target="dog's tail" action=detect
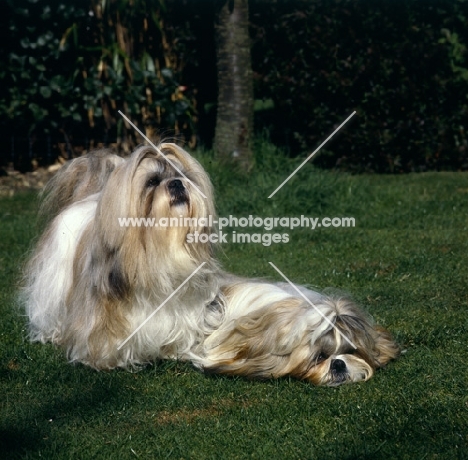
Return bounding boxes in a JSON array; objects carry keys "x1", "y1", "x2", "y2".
[{"x1": 40, "y1": 149, "x2": 125, "y2": 220}]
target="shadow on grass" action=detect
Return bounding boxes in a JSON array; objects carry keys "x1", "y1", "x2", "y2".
[{"x1": 0, "y1": 370, "x2": 125, "y2": 458}]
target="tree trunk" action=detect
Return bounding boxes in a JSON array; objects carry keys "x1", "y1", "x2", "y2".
[{"x1": 214, "y1": 0, "x2": 254, "y2": 169}]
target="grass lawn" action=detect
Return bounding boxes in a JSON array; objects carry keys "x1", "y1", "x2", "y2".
[{"x1": 1, "y1": 145, "x2": 467, "y2": 459}]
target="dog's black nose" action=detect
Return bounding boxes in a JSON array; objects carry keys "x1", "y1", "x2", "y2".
[
  {"x1": 331, "y1": 359, "x2": 346, "y2": 372},
  {"x1": 168, "y1": 179, "x2": 184, "y2": 191},
  {"x1": 168, "y1": 179, "x2": 188, "y2": 205}
]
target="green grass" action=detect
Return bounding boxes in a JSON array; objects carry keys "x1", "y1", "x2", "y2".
[{"x1": 1, "y1": 146, "x2": 467, "y2": 459}]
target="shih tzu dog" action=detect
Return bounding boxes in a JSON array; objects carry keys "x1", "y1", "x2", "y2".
[{"x1": 23, "y1": 143, "x2": 399, "y2": 386}]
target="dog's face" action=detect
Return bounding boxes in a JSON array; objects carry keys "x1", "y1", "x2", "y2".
[
  {"x1": 94, "y1": 145, "x2": 216, "y2": 271},
  {"x1": 304, "y1": 303, "x2": 400, "y2": 386},
  {"x1": 130, "y1": 147, "x2": 207, "y2": 213},
  {"x1": 109, "y1": 143, "x2": 214, "y2": 221}
]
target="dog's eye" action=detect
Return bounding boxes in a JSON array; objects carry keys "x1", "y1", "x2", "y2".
[
  {"x1": 345, "y1": 348, "x2": 357, "y2": 355},
  {"x1": 146, "y1": 175, "x2": 161, "y2": 188},
  {"x1": 316, "y1": 352, "x2": 328, "y2": 363}
]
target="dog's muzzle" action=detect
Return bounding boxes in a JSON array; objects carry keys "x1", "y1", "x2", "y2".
[{"x1": 168, "y1": 179, "x2": 189, "y2": 205}]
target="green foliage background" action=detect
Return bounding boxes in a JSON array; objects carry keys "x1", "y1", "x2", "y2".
[
  {"x1": 1, "y1": 0, "x2": 468, "y2": 172},
  {"x1": 0, "y1": 0, "x2": 193, "y2": 169},
  {"x1": 250, "y1": 0, "x2": 468, "y2": 172}
]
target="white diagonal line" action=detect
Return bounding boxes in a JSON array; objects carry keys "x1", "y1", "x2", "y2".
[
  {"x1": 268, "y1": 111, "x2": 356, "y2": 198},
  {"x1": 268, "y1": 262, "x2": 357, "y2": 349},
  {"x1": 118, "y1": 110, "x2": 207, "y2": 199},
  {"x1": 117, "y1": 262, "x2": 206, "y2": 350}
]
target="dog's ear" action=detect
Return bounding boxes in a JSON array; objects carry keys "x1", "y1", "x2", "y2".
[
  {"x1": 41, "y1": 151, "x2": 124, "y2": 219},
  {"x1": 373, "y1": 326, "x2": 400, "y2": 367},
  {"x1": 95, "y1": 162, "x2": 133, "y2": 250}
]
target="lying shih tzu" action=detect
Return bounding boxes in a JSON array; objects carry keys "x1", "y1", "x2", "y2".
[{"x1": 23, "y1": 143, "x2": 399, "y2": 386}]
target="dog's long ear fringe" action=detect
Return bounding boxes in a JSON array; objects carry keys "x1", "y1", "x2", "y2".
[
  {"x1": 373, "y1": 326, "x2": 401, "y2": 366},
  {"x1": 40, "y1": 149, "x2": 124, "y2": 221}
]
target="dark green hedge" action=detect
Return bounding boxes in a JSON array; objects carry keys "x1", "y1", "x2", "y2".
[
  {"x1": 1, "y1": 0, "x2": 468, "y2": 172},
  {"x1": 250, "y1": 0, "x2": 468, "y2": 172},
  {"x1": 0, "y1": 0, "x2": 193, "y2": 171}
]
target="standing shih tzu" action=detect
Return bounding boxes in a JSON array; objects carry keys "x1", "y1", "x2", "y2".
[{"x1": 23, "y1": 143, "x2": 399, "y2": 386}]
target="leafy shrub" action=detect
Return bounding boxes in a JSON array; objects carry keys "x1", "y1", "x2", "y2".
[
  {"x1": 250, "y1": 0, "x2": 468, "y2": 172},
  {"x1": 0, "y1": 0, "x2": 194, "y2": 170},
  {"x1": 2, "y1": 0, "x2": 468, "y2": 173}
]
